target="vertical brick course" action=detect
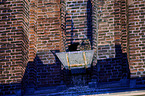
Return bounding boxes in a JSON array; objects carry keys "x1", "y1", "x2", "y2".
[
  {"x1": 121, "y1": 0, "x2": 128, "y2": 53},
  {"x1": 60, "y1": 0, "x2": 67, "y2": 52},
  {"x1": 91, "y1": 0, "x2": 98, "y2": 64},
  {"x1": 29, "y1": 0, "x2": 37, "y2": 61}
]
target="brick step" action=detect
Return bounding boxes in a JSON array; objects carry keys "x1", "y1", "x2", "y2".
[
  {"x1": 89, "y1": 79, "x2": 130, "y2": 88},
  {"x1": 24, "y1": 85, "x2": 130, "y2": 96},
  {"x1": 24, "y1": 80, "x2": 145, "y2": 96},
  {"x1": 24, "y1": 85, "x2": 67, "y2": 96}
]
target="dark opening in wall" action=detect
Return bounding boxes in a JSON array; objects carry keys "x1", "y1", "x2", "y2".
[{"x1": 68, "y1": 43, "x2": 79, "y2": 51}]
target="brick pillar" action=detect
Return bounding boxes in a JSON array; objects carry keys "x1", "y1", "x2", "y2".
[
  {"x1": 96, "y1": 0, "x2": 116, "y2": 60},
  {"x1": 91, "y1": 0, "x2": 129, "y2": 82},
  {"x1": 36, "y1": 0, "x2": 62, "y2": 87},
  {"x1": 23, "y1": 0, "x2": 38, "y2": 89},
  {"x1": 37, "y1": 0, "x2": 61, "y2": 64},
  {"x1": 128, "y1": 0, "x2": 145, "y2": 78},
  {"x1": 0, "y1": 0, "x2": 29, "y2": 95}
]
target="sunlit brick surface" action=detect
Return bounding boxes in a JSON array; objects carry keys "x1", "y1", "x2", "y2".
[
  {"x1": 0, "y1": 0, "x2": 29, "y2": 95},
  {"x1": 36, "y1": 0, "x2": 61, "y2": 64},
  {"x1": 29, "y1": 0, "x2": 37, "y2": 61}
]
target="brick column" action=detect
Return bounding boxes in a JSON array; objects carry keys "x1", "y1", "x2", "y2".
[
  {"x1": 36, "y1": 0, "x2": 62, "y2": 87},
  {"x1": 91, "y1": 0, "x2": 129, "y2": 82},
  {"x1": 0, "y1": 0, "x2": 29, "y2": 95},
  {"x1": 23, "y1": 0, "x2": 38, "y2": 89},
  {"x1": 96, "y1": 0, "x2": 116, "y2": 60},
  {"x1": 128, "y1": 0, "x2": 145, "y2": 78}
]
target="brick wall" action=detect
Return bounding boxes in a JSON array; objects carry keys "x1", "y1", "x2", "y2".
[
  {"x1": 0, "y1": 0, "x2": 145, "y2": 95},
  {"x1": 37, "y1": 0, "x2": 61, "y2": 64},
  {"x1": 36, "y1": 0, "x2": 62, "y2": 87},
  {"x1": 92, "y1": 45, "x2": 129, "y2": 82},
  {"x1": 128, "y1": 0, "x2": 145, "y2": 78},
  {"x1": 96, "y1": 0, "x2": 116, "y2": 60},
  {"x1": 36, "y1": 56, "x2": 61, "y2": 87},
  {"x1": 65, "y1": 0, "x2": 92, "y2": 50},
  {"x1": 91, "y1": 0, "x2": 130, "y2": 82},
  {"x1": 0, "y1": 0, "x2": 29, "y2": 95}
]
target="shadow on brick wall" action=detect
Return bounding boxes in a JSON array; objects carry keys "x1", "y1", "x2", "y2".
[
  {"x1": 0, "y1": 61, "x2": 36, "y2": 95},
  {"x1": 87, "y1": 0, "x2": 93, "y2": 46},
  {"x1": 1, "y1": 46, "x2": 145, "y2": 95},
  {"x1": 0, "y1": 83, "x2": 22, "y2": 95},
  {"x1": 92, "y1": 44, "x2": 130, "y2": 82},
  {"x1": 65, "y1": 0, "x2": 93, "y2": 51},
  {"x1": 21, "y1": 50, "x2": 62, "y2": 94}
]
